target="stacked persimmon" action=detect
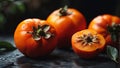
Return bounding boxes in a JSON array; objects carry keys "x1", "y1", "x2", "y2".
[{"x1": 14, "y1": 6, "x2": 120, "y2": 59}]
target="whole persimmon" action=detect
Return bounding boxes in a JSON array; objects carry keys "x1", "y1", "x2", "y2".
[
  {"x1": 14, "y1": 19, "x2": 58, "y2": 58},
  {"x1": 71, "y1": 29, "x2": 106, "y2": 59},
  {"x1": 47, "y1": 6, "x2": 86, "y2": 48},
  {"x1": 88, "y1": 14, "x2": 120, "y2": 48}
]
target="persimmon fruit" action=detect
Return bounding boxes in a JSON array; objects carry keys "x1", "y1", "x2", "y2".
[
  {"x1": 14, "y1": 19, "x2": 58, "y2": 58},
  {"x1": 88, "y1": 14, "x2": 120, "y2": 48},
  {"x1": 47, "y1": 6, "x2": 86, "y2": 48},
  {"x1": 71, "y1": 29, "x2": 106, "y2": 59}
]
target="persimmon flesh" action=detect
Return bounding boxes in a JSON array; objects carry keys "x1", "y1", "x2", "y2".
[{"x1": 71, "y1": 29, "x2": 106, "y2": 59}]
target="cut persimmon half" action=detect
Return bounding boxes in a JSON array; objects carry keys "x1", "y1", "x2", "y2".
[{"x1": 71, "y1": 29, "x2": 106, "y2": 59}]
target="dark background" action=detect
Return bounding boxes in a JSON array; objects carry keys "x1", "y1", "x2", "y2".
[
  {"x1": 0, "y1": 0, "x2": 119, "y2": 68},
  {"x1": 0, "y1": 0, "x2": 120, "y2": 35}
]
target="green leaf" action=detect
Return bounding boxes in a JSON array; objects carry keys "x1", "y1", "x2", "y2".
[
  {"x1": 0, "y1": 13, "x2": 5, "y2": 23},
  {"x1": 106, "y1": 45, "x2": 118, "y2": 63},
  {"x1": 0, "y1": 13, "x2": 6, "y2": 30},
  {"x1": 14, "y1": 1, "x2": 25, "y2": 12},
  {"x1": 0, "y1": 41, "x2": 16, "y2": 52},
  {"x1": 8, "y1": 4, "x2": 17, "y2": 14}
]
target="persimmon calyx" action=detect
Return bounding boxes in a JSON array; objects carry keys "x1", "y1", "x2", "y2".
[
  {"x1": 107, "y1": 23, "x2": 120, "y2": 42},
  {"x1": 59, "y1": 5, "x2": 71, "y2": 16},
  {"x1": 28, "y1": 25, "x2": 53, "y2": 40},
  {"x1": 76, "y1": 33, "x2": 100, "y2": 46}
]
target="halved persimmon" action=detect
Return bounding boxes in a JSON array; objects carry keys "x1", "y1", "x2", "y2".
[{"x1": 71, "y1": 29, "x2": 106, "y2": 59}]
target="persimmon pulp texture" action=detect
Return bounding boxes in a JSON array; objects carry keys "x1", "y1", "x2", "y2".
[{"x1": 71, "y1": 29, "x2": 106, "y2": 59}]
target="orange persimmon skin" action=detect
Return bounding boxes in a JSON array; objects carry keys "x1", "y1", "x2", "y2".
[
  {"x1": 71, "y1": 29, "x2": 106, "y2": 59},
  {"x1": 47, "y1": 8, "x2": 86, "y2": 48},
  {"x1": 14, "y1": 19, "x2": 58, "y2": 58},
  {"x1": 88, "y1": 14, "x2": 120, "y2": 48}
]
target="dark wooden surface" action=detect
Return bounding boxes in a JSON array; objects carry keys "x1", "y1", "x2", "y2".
[{"x1": 0, "y1": 36, "x2": 118, "y2": 68}]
